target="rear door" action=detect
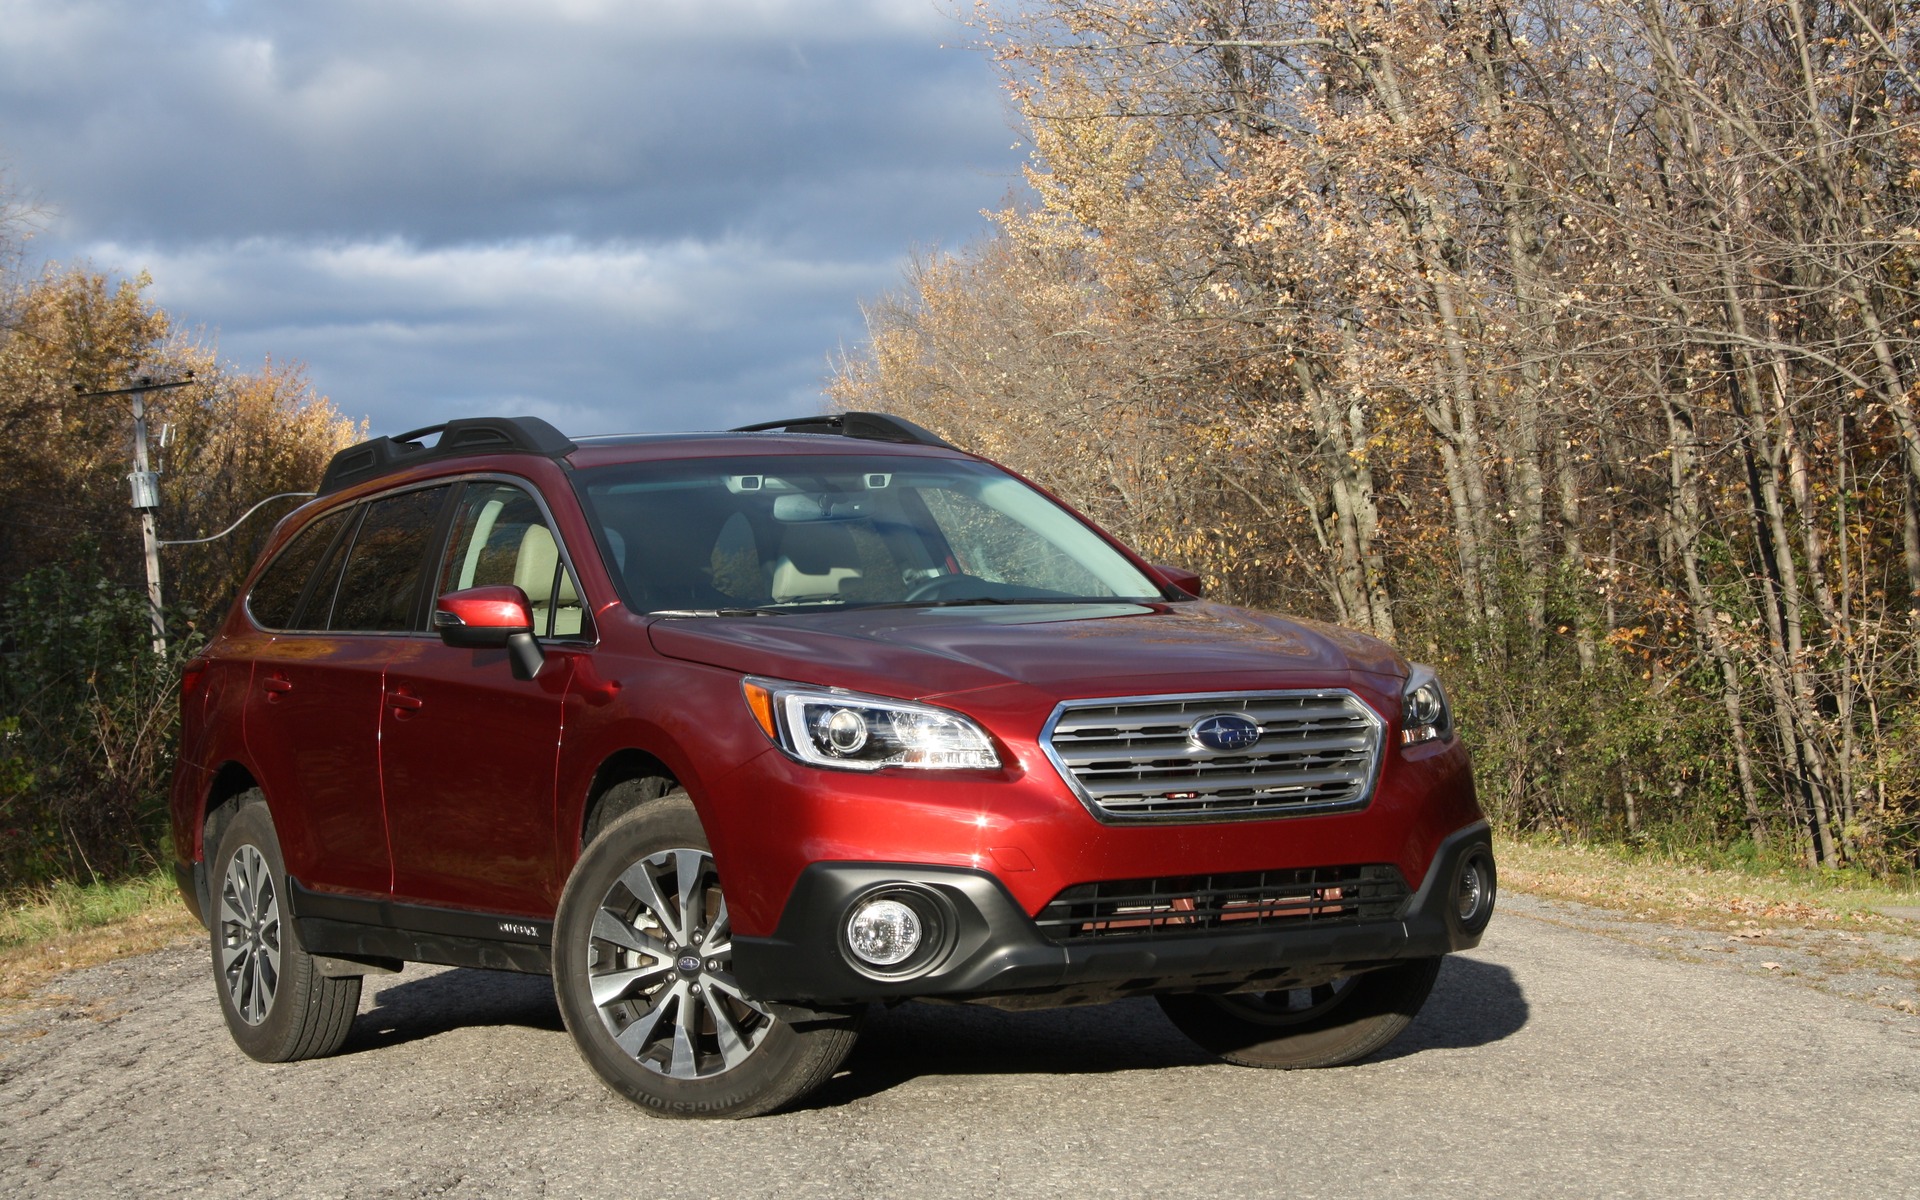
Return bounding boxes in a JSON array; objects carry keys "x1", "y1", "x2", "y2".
[{"x1": 242, "y1": 485, "x2": 451, "y2": 895}]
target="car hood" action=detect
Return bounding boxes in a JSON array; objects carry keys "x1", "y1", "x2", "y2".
[{"x1": 645, "y1": 600, "x2": 1406, "y2": 702}]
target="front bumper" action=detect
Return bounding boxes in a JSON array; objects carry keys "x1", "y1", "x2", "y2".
[{"x1": 733, "y1": 820, "x2": 1494, "y2": 1008}]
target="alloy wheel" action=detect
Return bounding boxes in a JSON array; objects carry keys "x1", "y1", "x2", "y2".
[
  {"x1": 218, "y1": 844, "x2": 282, "y2": 1025},
  {"x1": 585, "y1": 847, "x2": 773, "y2": 1080}
]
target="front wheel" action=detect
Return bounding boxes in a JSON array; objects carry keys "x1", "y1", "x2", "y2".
[
  {"x1": 1157, "y1": 957, "x2": 1442, "y2": 1069},
  {"x1": 552, "y1": 791, "x2": 858, "y2": 1118}
]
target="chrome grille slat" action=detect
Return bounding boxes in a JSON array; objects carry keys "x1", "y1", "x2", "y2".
[
  {"x1": 1051, "y1": 701, "x2": 1365, "y2": 736},
  {"x1": 1057, "y1": 731, "x2": 1371, "y2": 769},
  {"x1": 1042, "y1": 689, "x2": 1384, "y2": 822},
  {"x1": 1079, "y1": 764, "x2": 1367, "y2": 798}
]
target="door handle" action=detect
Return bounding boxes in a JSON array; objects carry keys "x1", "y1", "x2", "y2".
[
  {"x1": 262, "y1": 676, "x2": 293, "y2": 698},
  {"x1": 387, "y1": 691, "x2": 424, "y2": 713}
]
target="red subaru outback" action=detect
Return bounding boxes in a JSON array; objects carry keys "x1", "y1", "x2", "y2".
[{"x1": 170, "y1": 412, "x2": 1494, "y2": 1117}]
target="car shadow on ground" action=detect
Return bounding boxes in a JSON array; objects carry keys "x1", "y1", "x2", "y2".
[
  {"x1": 342, "y1": 967, "x2": 564, "y2": 1054},
  {"x1": 1368, "y1": 955, "x2": 1530, "y2": 1061},
  {"x1": 330, "y1": 955, "x2": 1529, "y2": 1097},
  {"x1": 800, "y1": 954, "x2": 1529, "y2": 1108}
]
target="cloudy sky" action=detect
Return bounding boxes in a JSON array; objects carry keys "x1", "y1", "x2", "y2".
[{"x1": 0, "y1": 0, "x2": 1025, "y2": 436}]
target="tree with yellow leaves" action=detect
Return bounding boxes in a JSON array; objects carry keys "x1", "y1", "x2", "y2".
[
  {"x1": 0, "y1": 259, "x2": 359, "y2": 885},
  {"x1": 836, "y1": 0, "x2": 1920, "y2": 871}
]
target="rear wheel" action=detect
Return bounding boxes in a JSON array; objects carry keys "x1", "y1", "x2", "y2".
[
  {"x1": 1157, "y1": 957, "x2": 1442, "y2": 1069},
  {"x1": 209, "y1": 797, "x2": 361, "y2": 1061},
  {"x1": 552, "y1": 791, "x2": 858, "y2": 1118}
]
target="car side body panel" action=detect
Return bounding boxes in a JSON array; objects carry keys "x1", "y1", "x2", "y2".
[
  {"x1": 241, "y1": 633, "x2": 395, "y2": 896},
  {"x1": 381, "y1": 637, "x2": 575, "y2": 914}
]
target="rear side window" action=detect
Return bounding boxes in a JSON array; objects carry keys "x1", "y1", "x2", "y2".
[
  {"x1": 299, "y1": 510, "x2": 360, "y2": 631},
  {"x1": 246, "y1": 508, "x2": 350, "y2": 630},
  {"x1": 330, "y1": 487, "x2": 451, "y2": 632}
]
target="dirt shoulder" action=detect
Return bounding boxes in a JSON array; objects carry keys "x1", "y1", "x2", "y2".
[
  {"x1": 1500, "y1": 840, "x2": 1920, "y2": 1014},
  {"x1": 0, "y1": 896, "x2": 201, "y2": 1009}
]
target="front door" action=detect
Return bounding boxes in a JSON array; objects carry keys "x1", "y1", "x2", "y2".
[{"x1": 381, "y1": 480, "x2": 586, "y2": 915}]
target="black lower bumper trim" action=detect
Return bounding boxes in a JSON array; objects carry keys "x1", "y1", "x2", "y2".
[{"x1": 732, "y1": 821, "x2": 1494, "y2": 1007}]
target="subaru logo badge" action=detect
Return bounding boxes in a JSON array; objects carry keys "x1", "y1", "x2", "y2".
[{"x1": 1189, "y1": 713, "x2": 1262, "y2": 752}]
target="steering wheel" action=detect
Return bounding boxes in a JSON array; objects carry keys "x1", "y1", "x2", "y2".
[{"x1": 903, "y1": 573, "x2": 986, "y2": 602}]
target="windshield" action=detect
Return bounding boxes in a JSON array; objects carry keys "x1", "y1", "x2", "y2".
[{"x1": 573, "y1": 454, "x2": 1166, "y2": 613}]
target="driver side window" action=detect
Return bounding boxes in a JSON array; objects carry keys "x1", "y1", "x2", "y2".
[{"x1": 438, "y1": 482, "x2": 590, "y2": 640}]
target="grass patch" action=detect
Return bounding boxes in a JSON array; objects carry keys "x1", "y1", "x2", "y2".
[
  {"x1": 0, "y1": 870, "x2": 183, "y2": 951},
  {"x1": 1499, "y1": 835, "x2": 1920, "y2": 931},
  {"x1": 0, "y1": 869, "x2": 201, "y2": 1004}
]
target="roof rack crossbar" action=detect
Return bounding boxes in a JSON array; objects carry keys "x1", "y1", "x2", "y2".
[
  {"x1": 318, "y1": 416, "x2": 577, "y2": 495},
  {"x1": 731, "y1": 411, "x2": 958, "y2": 451}
]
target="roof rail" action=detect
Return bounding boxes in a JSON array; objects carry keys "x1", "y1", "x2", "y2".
[
  {"x1": 318, "y1": 416, "x2": 577, "y2": 495},
  {"x1": 731, "y1": 411, "x2": 959, "y2": 451}
]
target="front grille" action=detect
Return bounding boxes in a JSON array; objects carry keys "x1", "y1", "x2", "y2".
[
  {"x1": 1036, "y1": 865, "x2": 1409, "y2": 943},
  {"x1": 1042, "y1": 690, "x2": 1383, "y2": 821}
]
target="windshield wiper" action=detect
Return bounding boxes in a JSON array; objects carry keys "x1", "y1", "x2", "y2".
[
  {"x1": 849, "y1": 596, "x2": 1026, "y2": 610},
  {"x1": 647, "y1": 606, "x2": 789, "y2": 618}
]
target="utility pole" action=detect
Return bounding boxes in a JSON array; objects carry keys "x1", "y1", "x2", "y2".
[
  {"x1": 76, "y1": 374, "x2": 195, "y2": 655},
  {"x1": 130, "y1": 385, "x2": 166, "y2": 653}
]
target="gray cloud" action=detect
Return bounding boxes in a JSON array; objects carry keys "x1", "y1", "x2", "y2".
[
  {"x1": 100, "y1": 231, "x2": 907, "y2": 434},
  {"x1": 1, "y1": 0, "x2": 1024, "y2": 434}
]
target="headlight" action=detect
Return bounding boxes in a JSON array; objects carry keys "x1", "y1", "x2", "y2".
[
  {"x1": 742, "y1": 677, "x2": 1000, "y2": 771},
  {"x1": 1401, "y1": 665, "x2": 1454, "y2": 745}
]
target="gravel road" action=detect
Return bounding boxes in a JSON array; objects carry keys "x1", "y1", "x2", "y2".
[{"x1": 3, "y1": 892, "x2": 1916, "y2": 1199}]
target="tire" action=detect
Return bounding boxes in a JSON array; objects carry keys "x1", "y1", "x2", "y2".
[
  {"x1": 209, "y1": 797, "x2": 361, "y2": 1062},
  {"x1": 552, "y1": 791, "x2": 859, "y2": 1118},
  {"x1": 1157, "y1": 957, "x2": 1442, "y2": 1069},
  {"x1": 583, "y1": 776, "x2": 667, "y2": 845}
]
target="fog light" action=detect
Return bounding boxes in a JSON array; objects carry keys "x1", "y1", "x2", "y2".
[
  {"x1": 1454, "y1": 850, "x2": 1496, "y2": 932},
  {"x1": 846, "y1": 898, "x2": 922, "y2": 967}
]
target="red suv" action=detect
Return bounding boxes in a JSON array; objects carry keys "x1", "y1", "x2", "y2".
[{"x1": 170, "y1": 412, "x2": 1494, "y2": 1117}]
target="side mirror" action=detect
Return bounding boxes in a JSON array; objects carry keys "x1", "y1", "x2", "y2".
[
  {"x1": 434, "y1": 585, "x2": 545, "y2": 679},
  {"x1": 1153, "y1": 564, "x2": 1204, "y2": 599}
]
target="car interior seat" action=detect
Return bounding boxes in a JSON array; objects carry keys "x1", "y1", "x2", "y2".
[
  {"x1": 768, "y1": 521, "x2": 862, "y2": 602},
  {"x1": 514, "y1": 524, "x2": 583, "y2": 636}
]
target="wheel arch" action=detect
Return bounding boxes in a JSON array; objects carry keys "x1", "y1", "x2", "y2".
[
  {"x1": 577, "y1": 749, "x2": 682, "y2": 850},
  {"x1": 201, "y1": 761, "x2": 265, "y2": 862},
  {"x1": 174, "y1": 760, "x2": 265, "y2": 931}
]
